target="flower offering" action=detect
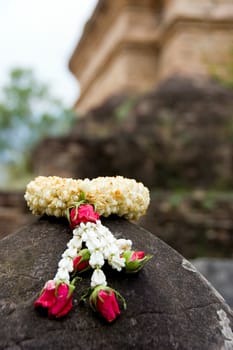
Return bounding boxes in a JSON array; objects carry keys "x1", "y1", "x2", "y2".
[{"x1": 25, "y1": 176, "x2": 152, "y2": 323}]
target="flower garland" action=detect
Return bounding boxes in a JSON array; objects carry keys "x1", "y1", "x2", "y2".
[
  {"x1": 24, "y1": 175, "x2": 150, "y2": 220},
  {"x1": 25, "y1": 176, "x2": 152, "y2": 323}
]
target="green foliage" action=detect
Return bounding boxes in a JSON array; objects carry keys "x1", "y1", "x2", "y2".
[{"x1": 0, "y1": 68, "x2": 75, "y2": 188}]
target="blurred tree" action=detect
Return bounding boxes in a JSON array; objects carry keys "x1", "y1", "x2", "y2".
[{"x1": 0, "y1": 68, "x2": 75, "y2": 188}]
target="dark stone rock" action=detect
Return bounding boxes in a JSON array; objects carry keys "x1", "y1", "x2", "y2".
[
  {"x1": 1, "y1": 216, "x2": 233, "y2": 349},
  {"x1": 192, "y1": 258, "x2": 233, "y2": 308}
]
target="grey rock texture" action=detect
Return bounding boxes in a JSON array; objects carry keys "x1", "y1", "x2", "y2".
[
  {"x1": 193, "y1": 258, "x2": 233, "y2": 308},
  {"x1": 1, "y1": 216, "x2": 233, "y2": 350}
]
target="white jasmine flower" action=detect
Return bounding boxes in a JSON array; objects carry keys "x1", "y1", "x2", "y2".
[
  {"x1": 54, "y1": 268, "x2": 70, "y2": 283},
  {"x1": 58, "y1": 257, "x2": 73, "y2": 272},
  {"x1": 102, "y1": 244, "x2": 119, "y2": 259},
  {"x1": 85, "y1": 222, "x2": 92, "y2": 229},
  {"x1": 85, "y1": 236, "x2": 102, "y2": 252},
  {"x1": 116, "y1": 239, "x2": 132, "y2": 253},
  {"x1": 91, "y1": 269, "x2": 107, "y2": 288},
  {"x1": 67, "y1": 236, "x2": 82, "y2": 250},
  {"x1": 95, "y1": 220, "x2": 101, "y2": 226},
  {"x1": 73, "y1": 227, "x2": 83, "y2": 236},
  {"x1": 99, "y1": 227, "x2": 115, "y2": 243},
  {"x1": 79, "y1": 222, "x2": 86, "y2": 230},
  {"x1": 81, "y1": 231, "x2": 88, "y2": 241},
  {"x1": 62, "y1": 247, "x2": 77, "y2": 259},
  {"x1": 89, "y1": 251, "x2": 105, "y2": 268},
  {"x1": 109, "y1": 255, "x2": 125, "y2": 271}
]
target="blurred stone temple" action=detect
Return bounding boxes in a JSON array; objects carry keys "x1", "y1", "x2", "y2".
[{"x1": 69, "y1": 0, "x2": 233, "y2": 113}]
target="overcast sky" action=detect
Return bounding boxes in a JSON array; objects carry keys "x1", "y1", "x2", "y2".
[{"x1": 0, "y1": 0, "x2": 98, "y2": 106}]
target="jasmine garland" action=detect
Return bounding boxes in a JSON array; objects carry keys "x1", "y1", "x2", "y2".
[
  {"x1": 24, "y1": 175, "x2": 150, "y2": 220},
  {"x1": 25, "y1": 176, "x2": 152, "y2": 322}
]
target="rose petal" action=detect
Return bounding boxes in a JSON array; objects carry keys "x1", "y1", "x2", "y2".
[{"x1": 97, "y1": 290, "x2": 120, "y2": 322}]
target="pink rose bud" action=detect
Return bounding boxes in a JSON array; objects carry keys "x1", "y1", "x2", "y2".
[
  {"x1": 73, "y1": 248, "x2": 90, "y2": 273},
  {"x1": 89, "y1": 286, "x2": 121, "y2": 323},
  {"x1": 122, "y1": 250, "x2": 152, "y2": 273},
  {"x1": 34, "y1": 280, "x2": 75, "y2": 318},
  {"x1": 132, "y1": 251, "x2": 145, "y2": 260},
  {"x1": 34, "y1": 280, "x2": 57, "y2": 309},
  {"x1": 69, "y1": 204, "x2": 100, "y2": 229}
]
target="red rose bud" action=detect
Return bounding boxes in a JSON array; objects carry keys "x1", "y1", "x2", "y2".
[
  {"x1": 69, "y1": 204, "x2": 100, "y2": 229},
  {"x1": 73, "y1": 248, "x2": 90, "y2": 273},
  {"x1": 89, "y1": 286, "x2": 121, "y2": 323},
  {"x1": 34, "y1": 280, "x2": 57, "y2": 309},
  {"x1": 122, "y1": 250, "x2": 153, "y2": 273},
  {"x1": 34, "y1": 280, "x2": 75, "y2": 318},
  {"x1": 132, "y1": 251, "x2": 145, "y2": 260}
]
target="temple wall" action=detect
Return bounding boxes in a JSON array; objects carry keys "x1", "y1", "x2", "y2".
[
  {"x1": 77, "y1": 52, "x2": 128, "y2": 112},
  {"x1": 163, "y1": 0, "x2": 233, "y2": 24},
  {"x1": 69, "y1": 0, "x2": 233, "y2": 113},
  {"x1": 158, "y1": 24, "x2": 233, "y2": 81},
  {"x1": 77, "y1": 44, "x2": 158, "y2": 112}
]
